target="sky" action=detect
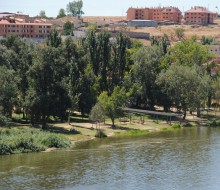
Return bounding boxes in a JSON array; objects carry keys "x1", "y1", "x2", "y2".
[{"x1": 0, "y1": 0, "x2": 219, "y2": 17}]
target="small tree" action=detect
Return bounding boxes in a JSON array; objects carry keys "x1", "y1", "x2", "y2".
[
  {"x1": 175, "y1": 28, "x2": 184, "y2": 41},
  {"x1": 47, "y1": 30, "x2": 62, "y2": 48},
  {"x1": 97, "y1": 87, "x2": 127, "y2": 127},
  {"x1": 66, "y1": 0, "x2": 84, "y2": 18},
  {"x1": 63, "y1": 21, "x2": 74, "y2": 35},
  {"x1": 89, "y1": 102, "x2": 105, "y2": 123},
  {"x1": 57, "y1": 8, "x2": 66, "y2": 19}
]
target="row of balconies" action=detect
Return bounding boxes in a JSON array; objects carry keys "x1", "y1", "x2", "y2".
[
  {"x1": 2, "y1": 25, "x2": 51, "y2": 29},
  {"x1": 3, "y1": 29, "x2": 50, "y2": 33}
]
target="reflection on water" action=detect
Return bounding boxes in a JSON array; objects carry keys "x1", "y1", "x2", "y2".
[{"x1": 1, "y1": 127, "x2": 220, "y2": 190}]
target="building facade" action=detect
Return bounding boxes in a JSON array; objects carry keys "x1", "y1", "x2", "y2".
[
  {"x1": 127, "y1": 7, "x2": 182, "y2": 23},
  {"x1": 0, "y1": 12, "x2": 52, "y2": 39},
  {"x1": 185, "y1": 6, "x2": 217, "y2": 25}
]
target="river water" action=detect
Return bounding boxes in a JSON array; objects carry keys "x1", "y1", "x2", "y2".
[{"x1": 1, "y1": 127, "x2": 220, "y2": 190}]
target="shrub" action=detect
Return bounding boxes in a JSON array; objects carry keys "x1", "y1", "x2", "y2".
[
  {"x1": 42, "y1": 134, "x2": 71, "y2": 148},
  {"x1": 95, "y1": 129, "x2": 107, "y2": 138},
  {"x1": 210, "y1": 119, "x2": 220, "y2": 127},
  {"x1": 0, "y1": 141, "x2": 12, "y2": 155},
  {"x1": 172, "y1": 123, "x2": 181, "y2": 129},
  {"x1": 0, "y1": 128, "x2": 71, "y2": 155},
  {"x1": 182, "y1": 123, "x2": 195, "y2": 127},
  {"x1": 0, "y1": 115, "x2": 10, "y2": 127}
]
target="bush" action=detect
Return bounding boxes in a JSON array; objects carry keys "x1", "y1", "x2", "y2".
[
  {"x1": 0, "y1": 142, "x2": 12, "y2": 155},
  {"x1": 172, "y1": 123, "x2": 181, "y2": 129},
  {"x1": 95, "y1": 129, "x2": 107, "y2": 138},
  {"x1": 42, "y1": 134, "x2": 71, "y2": 148},
  {"x1": 210, "y1": 119, "x2": 220, "y2": 127},
  {"x1": 0, "y1": 128, "x2": 71, "y2": 155},
  {"x1": 0, "y1": 115, "x2": 10, "y2": 127}
]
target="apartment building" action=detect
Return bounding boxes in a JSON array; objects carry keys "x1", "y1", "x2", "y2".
[
  {"x1": 0, "y1": 12, "x2": 52, "y2": 39},
  {"x1": 127, "y1": 7, "x2": 182, "y2": 23},
  {"x1": 185, "y1": 6, "x2": 217, "y2": 25}
]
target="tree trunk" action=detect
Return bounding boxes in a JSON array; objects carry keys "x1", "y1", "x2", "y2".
[
  {"x1": 111, "y1": 118, "x2": 115, "y2": 128},
  {"x1": 197, "y1": 107, "x2": 201, "y2": 118},
  {"x1": 42, "y1": 114, "x2": 47, "y2": 130},
  {"x1": 23, "y1": 109, "x2": 25, "y2": 119},
  {"x1": 183, "y1": 109, "x2": 186, "y2": 120}
]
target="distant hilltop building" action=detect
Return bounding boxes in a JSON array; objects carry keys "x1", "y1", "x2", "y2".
[
  {"x1": 127, "y1": 6, "x2": 218, "y2": 25},
  {"x1": 127, "y1": 7, "x2": 182, "y2": 23},
  {"x1": 0, "y1": 12, "x2": 52, "y2": 39},
  {"x1": 185, "y1": 6, "x2": 217, "y2": 25}
]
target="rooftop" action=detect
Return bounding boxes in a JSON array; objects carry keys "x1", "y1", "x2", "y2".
[{"x1": 186, "y1": 6, "x2": 216, "y2": 14}]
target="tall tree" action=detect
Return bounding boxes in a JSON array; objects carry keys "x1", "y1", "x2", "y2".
[
  {"x1": 110, "y1": 33, "x2": 129, "y2": 92},
  {"x1": 97, "y1": 30, "x2": 111, "y2": 92},
  {"x1": 27, "y1": 47, "x2": 71, "y2": 129},
  {"x1": 130, "y1": 45, "x2": 164, "y2": 109},
  {"x1": 57, "y1": 8, "x2": 66, "y2": 19},
  {"x1": 66, "y1": 0, "x2": 84, "y2": 18},
  {"x1": 0, "y1": 66, "x2": 17, "y2": 117}
]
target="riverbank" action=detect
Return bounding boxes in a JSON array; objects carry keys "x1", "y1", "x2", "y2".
[
  {"x1": 1, "y1": 110, "x2": 217, "y2": 155},
  {"x1": 0, "y1": 127, "x2": 71, "y2": 155}
]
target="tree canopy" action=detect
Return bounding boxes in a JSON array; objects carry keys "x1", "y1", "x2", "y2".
[
  {"x1": 57, "y1": 8, "x2": 66, "y2": 19},
  {"x1": 66, "y1": 0, "x2": 84, "y2": 18}
]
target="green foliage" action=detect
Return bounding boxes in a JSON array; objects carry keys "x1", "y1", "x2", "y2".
[
  {"x1": 47, "y1": 30, "x2": 62, "y2": 48},
  {"x1": 95, "y1": 129, "x2": 107, "y2": 138},
  {"x1": 151, "y1": 34, "x2": 170, "y2": 54},
  {"x1": 42, "y1": 134, "x2": 71, "y2": 148},
  {"x1": 63, "y1": 21, "x2": 74, "y2": 35},
  {"x1": 156, "y1": 65, "x2": 210, "y2": 119},
  {"x1": 39, "y1": 10, "x2": 47, "y2": 18},
  {"x1": 98, "y1": 86, "x2": 127, "y2": 127},
  {"x1": 66, "y1": 0, "x2": 84, "y2": 17},
  {"x1": 0, "y1": 66, "x2": 17, "y2": 117},
  {"x1": 209, "y1": 119, "x2": 220, "y2": 127},
  {"x1": 163, "y1": 40, "x2": 215, "y2": 67},
  {"x1": 57, "y1": 8, "x2": 66, "y2": 19},
  {"x1": 27, "y1": 46, "x2": 71, "y2": 128},
  {"x1": 212, "y1": 78, "x2": 220, "y2": 105},
  {"x1": 172, "y1": 123, "x2": 181, "y2": 129},
  {"x1": 201, "y1": 36, "x2": 218, "y2": 45},
  {"x1": 89, "y1": 102, "x2": 105, "y2": 122},
  {"x1": 125, "y1": 129, "x2": 149, "y2": 135},
  {"x1": 0, "y1": 115, "x2": 11, "y2": 127},
  {"x1": 130, "y1": 45, "x2": 166, "y2": 109},
  {"x1": 0, "y1": 128, "x2": 71, "y2": 155},
  {"x1": 175, "y1": 28, "x2": 185, "y2": 40}
]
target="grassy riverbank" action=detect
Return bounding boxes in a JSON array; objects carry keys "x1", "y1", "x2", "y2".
[
  {"x1": 1, "y1": 110, "x2": 216, "y2": 155},
  {"x1": 0, "y1": 127, "x2": 71, "y2": 155}
]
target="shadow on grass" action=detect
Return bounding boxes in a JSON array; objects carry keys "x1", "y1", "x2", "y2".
[
  {"x1": 46, "y1": 125, "x2": 81, "y2": 135},
  {"x1": 112, "y1": 125, "x2": 137, "y2": 131}
]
